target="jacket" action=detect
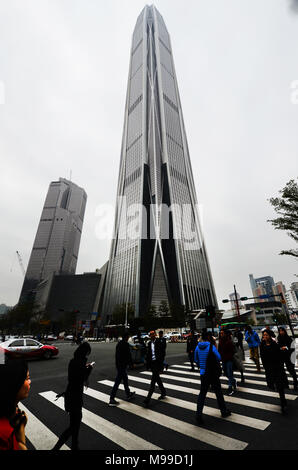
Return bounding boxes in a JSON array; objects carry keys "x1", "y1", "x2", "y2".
[
  {"x1": 245, "y1": 330, "x2": 261, "y2": 348},
  {"x1": 218, "y1": 338, "x2": 235, "y2": 362},
  {"x1": 146, "y1": 339, "x2": 165, "y2": 369},
  {"x1": 64, "y1": 356, "x2": 92, "y2": 412},
  {"x1": 260, "y1": 340, "x2": 289, "y2": 389},
  {"x1": 115, "y1": 339, "x2": 133, "y2": 369},
  {"x1": 194, "y1": 341, "x2": 221, "y2": 376},
  {"x1": 0, "y1": 417, "x2": 20, "y2": 450},
  {"x1": 156, "y1": 337, "x2": 167, "y2": 361},
  {"x1": 277, "y1": 334, "x2": 295, "y2": 361},
  {"x1": 186, "y1": 335, "x2": 198, "y2": 354}
]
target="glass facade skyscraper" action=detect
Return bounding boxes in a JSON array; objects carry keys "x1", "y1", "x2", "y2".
[
  {"x1": 102, "y1": 5, "x2": 217, "y2": 323},
  {"x1": 19, "y1": 177, "x2": 87, "y2": 303}
]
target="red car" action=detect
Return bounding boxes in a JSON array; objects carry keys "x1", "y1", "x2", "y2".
[{"x1": 0, "y1": 338, "x2": 59, "y2": 360}]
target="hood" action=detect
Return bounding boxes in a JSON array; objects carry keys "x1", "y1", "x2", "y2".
[{"x1": 198, "y1": 341, "x2": 210, "y2": 350}]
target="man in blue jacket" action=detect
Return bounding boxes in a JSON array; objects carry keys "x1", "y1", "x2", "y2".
[
  {"x1": 245, "y1": 326, "x2": 261, "y2": 372},
  {"x1": 194, "y1": 330, "x2": 231, "y2": 425}
]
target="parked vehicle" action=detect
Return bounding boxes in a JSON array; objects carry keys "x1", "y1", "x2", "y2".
[{"x1": 0, "y1": 338, "x2": 59, "y2": 360}]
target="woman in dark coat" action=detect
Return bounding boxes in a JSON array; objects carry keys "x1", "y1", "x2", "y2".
[
  {"x1": 53, "y1": 342, "x2": 93, "y2": 451},
  {"x1": 260, "y1": 330, "x2": 289, "y2": 413},
  {"x1": 277, "y1": 327, "x2": 298, "y2": 391},
  {"x1": 218, "y1": 330, "x2": 237, "y2": 396}
]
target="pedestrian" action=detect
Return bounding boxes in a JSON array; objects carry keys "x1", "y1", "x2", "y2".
[
  {"x1": 277, "y1": 326, "x2": 298, "y2": 391},
  {"x1": 262, "y1": 325, "x2": 276, "y2": 339},
  {"x1": 186, "y1": 330, "x2": 198, "y2": 370},
  {"x1": 136, "y1": 331, "x2": 146, "y2": 364},
  {"x1": 218, "y1": 330, "x2": 237, "y2": 395},
  {"x1": 143, "y1": 330, "x2": 166, "y2": 407},
  {"x1": 52, "y1": 341, "x2": 94, "y2": 451},
  {"x1": 234, "y1": 328, "x2": 244, "y2": 351},
  {"x1": 157, "y1": 330, "x2": 168, "y2": 371},
  {"x1": 194, "y1": 330, "x2": 231, "y2": 424},
  {"x1": 245, "y1": 326, "x2": 261, "y2": 372},
  {"x1": 0, "y1": 360, "x2": 31, "y2": 450},
  {"x1": 108, "y1": 332, "x2": 136, "y2": 406},
  {"x1": 260, "y1": 330, "x2": 289, "y2": 413}
]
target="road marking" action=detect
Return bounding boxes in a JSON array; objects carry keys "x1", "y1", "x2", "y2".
[
  {"x1": 127, "y1": 375, "x2": 283, "y2": 413},
  {"x1": 98, "y1": 380, "x2": 270, "y2": 431},
  {"x1": 20, "y1": 403, "x2": 69, "y2": 450},
  {"x1": 84, "y1": 387, "x2": 248, "y2": 450},
  {"x1": 146, "y1": 371, "x2": 296, "y2": 400},
  {"x1": 39, "y1": 391, "x2": 161, "y2": 450}
]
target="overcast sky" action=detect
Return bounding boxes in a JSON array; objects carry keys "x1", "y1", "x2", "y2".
[{"x1": 0, "y1": 0, "x2": 297, "y2": 310}]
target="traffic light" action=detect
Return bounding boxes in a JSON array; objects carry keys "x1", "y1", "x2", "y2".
[{"x1": 205, "y1": 305, "x2": 216, "y2": 319}]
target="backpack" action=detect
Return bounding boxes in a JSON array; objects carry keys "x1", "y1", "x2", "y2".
[{"x1": 205, "y1": 343, "x2": 222, "y2": 378}]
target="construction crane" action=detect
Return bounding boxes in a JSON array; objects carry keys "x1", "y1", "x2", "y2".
[{"x1": 16, "y1": 251, "x2": 26, "y2": 277}]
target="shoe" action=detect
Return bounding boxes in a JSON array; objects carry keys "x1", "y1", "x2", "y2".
[
  {"x1": 281, "y1": 405, "x2": 288, "y2": 415},
  {"x1": 108, "y1": 398, "x2": 119, "y2": 407},
  {"x1": 196, "y1": 415, "x2": 204, "y2": 425},
  {"x1": 126, "y1": 391, "x2": 136, "y2": 400},
  {"x1": 227, "y1": 388, "x2": 234, "y2": 396},
  {"x1": 158, "y1": 394, "x2": 166, "y2": 400},
  {"x1": 221, "y1": 410, "x2": 232, "y2": 418}
]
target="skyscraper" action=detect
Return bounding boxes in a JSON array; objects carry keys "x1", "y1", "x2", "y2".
[
  {"x1": 19, "y1": 178, "x2": 87, "y2": 303},
  {"x1": 102, "y1": 5, "x2": 217, "y2": 323}
]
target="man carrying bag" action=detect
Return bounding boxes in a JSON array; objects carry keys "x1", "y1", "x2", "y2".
[{"x1": 194, "y1": 330, "x2": 231, "y2": 425}]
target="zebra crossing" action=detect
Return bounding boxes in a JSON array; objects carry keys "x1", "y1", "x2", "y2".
[{"x1": 23, "y1": 357, "x2": 298, "y2": 451}]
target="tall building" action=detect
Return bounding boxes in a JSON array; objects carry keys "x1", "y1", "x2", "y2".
[
  {"x1": 102, "y1": 6, "x2": 217, "y2": 324},
  {"x1": 19, "y1": 178, "x2": 87, "y2": 303},
  {"x1": 249, "y1": 274, "x2": 275, "y2": 299}
]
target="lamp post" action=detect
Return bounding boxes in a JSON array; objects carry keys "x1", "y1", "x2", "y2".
[{"x1": 222, "y1": 285, "x2": 241, "y2": 319}]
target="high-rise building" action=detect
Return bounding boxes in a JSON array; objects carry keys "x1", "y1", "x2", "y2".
[
  {"x1": 19, "y1": 178, "x2": 87, "y2": 303},
  {"x1": 249, "y1": 274, "x2": 275, "y2": 299},
  {"x1": 101, "y1": 6, "x2": 217, "y2": 324}
]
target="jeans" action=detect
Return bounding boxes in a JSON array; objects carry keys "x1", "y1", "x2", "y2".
[
  {"x1": 197, "y1": 374, "x2": 227, "y2": 416},
  {"x1": 110, "y1": 366, "x2": 130, "y2": 399},
  {"x1": 223, "y1": 360, "x2": 236, "y2": 388}
]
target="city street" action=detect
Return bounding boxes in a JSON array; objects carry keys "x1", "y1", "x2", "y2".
[{"x1": 19, "y1": 340, "x2": 298, "y2": 452}]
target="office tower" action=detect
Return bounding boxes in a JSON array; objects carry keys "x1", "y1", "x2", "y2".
[
  {"x1": 101, "y1": 5, "x2": 217, "y2": 324},
  {"x1": 19, "y1": 178, "x2": 87, "y2": 303},
  {"x1": 249, "y1": 274, "x2": 275, "y2": 299}
]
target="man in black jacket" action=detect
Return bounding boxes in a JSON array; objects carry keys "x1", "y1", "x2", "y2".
[
  {"x1": 108, "y1": 332, "x2": 136, "y2": 406},
  {"x1": 143, "y1": 330, "x2": 166, "y2": 407},
  {"x1": 186, "y1": 330, "x2": 198, "y2": 371}
]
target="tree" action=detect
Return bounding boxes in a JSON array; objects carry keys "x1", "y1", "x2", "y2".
[
  {"x1": 268, "y1": 178, "x2": 298, "y2": 258},
  {"x1": 158, "y1": 301, "x2": 170, "y2": 317}
]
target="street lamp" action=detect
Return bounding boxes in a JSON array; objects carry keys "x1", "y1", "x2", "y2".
[{"x1": 222, "y1": 285, "x2": 241, "y2": 319}]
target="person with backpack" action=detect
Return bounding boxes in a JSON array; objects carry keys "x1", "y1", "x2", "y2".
[
  {"x1": 245, "y1": 326, "x2": 261, "y2": 372},
  {"x1": 194, "y1": 330, "x2": 231, "y2": 425}
]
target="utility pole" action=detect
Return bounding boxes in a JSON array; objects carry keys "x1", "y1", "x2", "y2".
[{"x1": 234, "y1": 285, "x2": 240, "y2": 319}]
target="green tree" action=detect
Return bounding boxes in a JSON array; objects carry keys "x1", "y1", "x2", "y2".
[
  {"x1": 158, "y1": 300, "x2": 170, "y2": 317},
  {"x1": 112, "y1": 303, "x2": 135, "y2": 326},
  {"x1": 268, "y1": 178, "x2": 298, "y2": 258}
]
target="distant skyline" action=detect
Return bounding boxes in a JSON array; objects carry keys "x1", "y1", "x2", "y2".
[{"x1": 0, "y1": 0, "x2": 297, "y2": 310}]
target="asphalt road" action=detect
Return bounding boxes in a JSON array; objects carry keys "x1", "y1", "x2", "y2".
[{"x1": 19, "y1": 340, "x2": 298, "y2": 452}]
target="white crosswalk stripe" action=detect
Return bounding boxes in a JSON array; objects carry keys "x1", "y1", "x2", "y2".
[
  {"x1": 140, "y1": 371, "x2": 297, "y2": 400},
  {"x1": 20, "y1": 403, "x2": 70, "y2": 450},
  {"x1": 20, "y1": 357, "x2": 297, "y2": 450},
  {"x1": 39, "y1": 391, "x2": 161, "y2": 450},
  {"x1": 127, "y1": 374, "x2": 284, "y2": 413},
  {"x1": 83, "y1": 387, "x2": 248, "y2": 450},
  {"x1": 98, "y1": 380, "x2": 270, "y2": 430}
]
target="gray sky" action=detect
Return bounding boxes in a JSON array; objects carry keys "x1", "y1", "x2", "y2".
[{"x1": 0, "y1": 0, "x2": 297, "y2": 310}]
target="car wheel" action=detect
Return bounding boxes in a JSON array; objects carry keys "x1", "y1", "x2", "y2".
[{"x1": 44, "y1": 350, "x2": 52, "y2": 360}]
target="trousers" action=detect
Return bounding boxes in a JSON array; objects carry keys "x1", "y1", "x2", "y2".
[
  {"x1": 110, "y1": 366, "x2": 130, "y2": 399},
  {"x1": 146, "y1": 361, "x2": 166, "y2": 399},
  {"x1": 197, "y1": 374, "x2": 227, "y2": 416}
]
